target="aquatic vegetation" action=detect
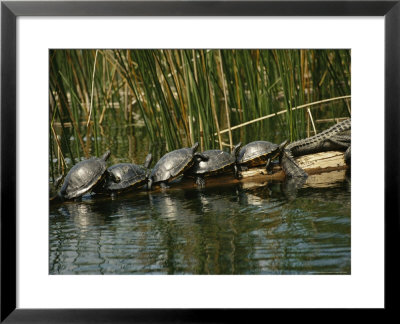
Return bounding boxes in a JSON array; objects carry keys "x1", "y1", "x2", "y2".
[{"x1": 49, "y1": 49, "x2": 351, "y2": 181}]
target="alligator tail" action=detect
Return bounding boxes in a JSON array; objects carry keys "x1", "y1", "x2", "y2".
[
  {"x1": 281, "y1": 150, "x2": 308, "y2": 178},
  {"x1": 344, "y1": 146, "x2": 351, "y2": 165}
]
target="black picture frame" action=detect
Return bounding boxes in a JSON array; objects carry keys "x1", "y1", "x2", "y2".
[{"x1": 1, "y1": 0, "x2": 398, "y2": 322}]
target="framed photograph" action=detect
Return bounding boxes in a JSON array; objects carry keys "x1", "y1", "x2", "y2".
[{"x1": 1, "y1": 0, "x2": 398, "y2": 322}]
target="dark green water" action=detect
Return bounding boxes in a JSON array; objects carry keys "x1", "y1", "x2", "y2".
[{"x1": 49, "y1": 175, "x2": 351, "y2": 275}]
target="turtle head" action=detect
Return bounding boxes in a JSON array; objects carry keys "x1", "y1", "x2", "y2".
[
  {"x1": 191, "y1": 142, "x2": 199, "y2": 153},
  {"x1": 144, "y1": 153, "x2": 153, "y2": 169},
  {"x1": 102, "y1": 150, "x2": 111, "y2": 161},
  {"x1": 232, "y1": 142, "x2": 242, "y2": 158},
  {"x1": 53, "y1": 174, "x2": 65, "y2": 189},
  {"x1": 109, "y1": 170, "x2": 121, "y2": 183},
  {"x1": 194, "y1": 152, "x2": 209, "y2": 162}
]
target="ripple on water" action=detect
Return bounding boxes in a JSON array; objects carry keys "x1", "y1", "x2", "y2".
[{"x1": 49, "y1": 181, "x2": 351, "y2": 274}]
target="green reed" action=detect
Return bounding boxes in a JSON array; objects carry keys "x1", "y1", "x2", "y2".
[{"x1": 49, "y1": 49, "x2": 351, "y2": 175}]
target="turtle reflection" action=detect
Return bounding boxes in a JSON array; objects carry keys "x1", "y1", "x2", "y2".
[{"x1": 56, "y1": 202, "x2": 107, "y2": 230}]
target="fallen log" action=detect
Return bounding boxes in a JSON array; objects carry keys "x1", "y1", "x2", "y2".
[
  {"x1": 50, "y1": 150, "x2": 349, "y2": 204},
  {"x1": 159, "y1": 150, "x2": 349, "y2": 191},
  {"x1": 240, "y1": 150, "x2": 348, "y2": 180}
]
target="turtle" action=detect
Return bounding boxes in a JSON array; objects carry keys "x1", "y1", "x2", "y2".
[
  {"x1": 147, "y1": 142, "x2": 208, "y2": 190},
  {"x1": 97, "y1": 153, "x2": 153, "y2": 194},
  {"x1": 186, "y1": 143, "x2": 242, "y2": 187},
  {"x1": 58, "y1": 150, "x2": 111, "y2": 200},
  {"x1": 236, "y1": 140, "x2": 288, "y2": 173}
]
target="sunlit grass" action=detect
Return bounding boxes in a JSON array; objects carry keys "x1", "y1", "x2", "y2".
[{"x1": 49, "y1": 49, "x2": 351, "y2": 180}]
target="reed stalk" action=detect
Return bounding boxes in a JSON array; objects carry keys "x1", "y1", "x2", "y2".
[
  {"x1": 218, "y1": 50, "x2": 233, "y2": 150},
  {"x1": 50, "y1": 49, "x2": 351, "y2": 175},
  {"x1": 216, "y1": 95, "x2": 351, "y2": 135}
]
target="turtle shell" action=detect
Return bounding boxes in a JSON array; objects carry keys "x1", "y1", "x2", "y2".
[
  {"x1": 102, "y1": 163, "x2": 148, "y2": 192},
  {"x1": 58, "y1": 151, "x2": 110, "y2": 200},
  {"x1": 237, "y1": 141, "x2": 280, "y2": 167},
  {"x1": 189, "y1": 150, "x2": 235, "y2": 176},
  {"x1": 150, "y1": 146, "x2": 196, "y2": 184}
]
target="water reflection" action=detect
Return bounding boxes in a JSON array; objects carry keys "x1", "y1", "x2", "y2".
[
  {"x1": 57, "y1": 202, "x2": 106, "y2": 230},
  {"x1": 49, "y1": 177, "x2": 350, "y2": 275}
]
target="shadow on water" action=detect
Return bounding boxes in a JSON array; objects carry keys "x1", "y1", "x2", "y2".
[{"x1": 49, "y1": 172, "x2": 351, "y2": 275}]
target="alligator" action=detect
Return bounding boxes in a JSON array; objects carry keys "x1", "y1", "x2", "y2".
[{"x1": 281, "y1": 118, "x2": 351, "y2": 178}]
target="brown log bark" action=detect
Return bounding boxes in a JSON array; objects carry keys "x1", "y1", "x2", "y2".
[
  {"x1": 241, "y1": 150, "x2": 348, "y2": 180},
  {"x1": 174, "y1": 150, "x2": 349, "y2": 191}
]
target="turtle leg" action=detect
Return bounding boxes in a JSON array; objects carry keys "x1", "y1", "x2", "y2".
[
  {"x1": 239, "y1": 165, "x2": 248, "y2": 172},
  {"x1": 234, "y1": 164, "x2": 242, "y2": 179},
  {"x1": 265, "y1": 158, "x2": 273, "y2": 174},
  {"x1": 195, "y1": 176, "x2": 206, "y2": 188},
  {"x1": 147, "y1": 177, "x2": 153, "y2": 191},
  {"x1": 266, "y1": 159, "x2": 280, "y2": 175},
  {"x1": 160, "y1": 181, "x2": 169, "y2": 189}
]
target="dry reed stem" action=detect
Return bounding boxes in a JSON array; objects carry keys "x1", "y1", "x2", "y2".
[
  {"x1": 307, "y1": 108, "x2": 317, "y2": 135},
  {"x1": 50, "y1": 123, "x2": 66, "y2": 173},
  {"x1": 87, "y1": 50, "x2": 99, "y2": 127},
  {"x1": 216, "y1": 95, "x2": 351, "y2": 135},
  {"x1": 218, "y1": 50, "x2": 233, "y2": 150}
]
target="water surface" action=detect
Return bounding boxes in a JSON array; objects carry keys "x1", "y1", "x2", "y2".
[{"x1": 49, "y1": 174, "x2": 351, "y2": 275}]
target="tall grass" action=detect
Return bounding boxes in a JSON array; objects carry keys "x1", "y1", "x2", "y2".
[{"x1": 49, "y1": 49, "x2": 351, "y2": 180}]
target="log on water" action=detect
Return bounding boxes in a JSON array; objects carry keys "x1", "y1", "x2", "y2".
[
  {"x1": 171, "y1": 150, "x2": 349, "y2": 191},
  {"x1": 237, "y1": 150, "x2": 349, "y2": 190},
  {"x1": 241, "y1": 150, "x2": 348, "y2": 180},
  {"x1": 50, "y1": 151, "x2": 349, "y2": 204}
]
